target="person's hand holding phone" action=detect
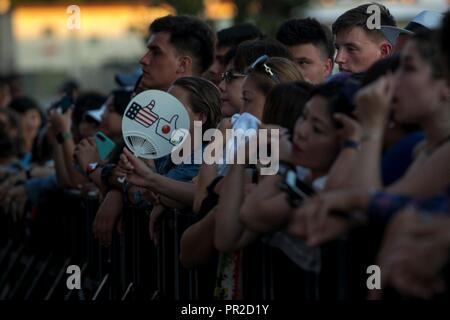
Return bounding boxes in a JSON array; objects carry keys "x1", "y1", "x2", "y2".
[
  {"x1": 74, "y1": 137, "x2": 100, "y2": 173},
  {"x1": 48, "y1": 106, "x2": 73, "y2": 135}
]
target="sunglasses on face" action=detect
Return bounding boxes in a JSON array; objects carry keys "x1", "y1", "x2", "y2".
[
  {"x1": 221, "y1": 69, "x2": 246, "y2": 83},
  {"x1": 248, "y1": 54, "x2": 281, "y2": 83}
]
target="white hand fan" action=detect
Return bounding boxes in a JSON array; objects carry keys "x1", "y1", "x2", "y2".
[{"x1": 122, "y1": 90, "x2": 190, "y2": 159}]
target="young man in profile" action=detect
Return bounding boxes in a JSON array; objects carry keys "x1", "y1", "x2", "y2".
[
  {"x1": 276, "y1": 18, "x2": 334, "y2": 84},
  {"x1": 138, "y1": 15, "x2": 215, "y2": 92},
  {"x1": 332, "y1": 3, "x2": 396, "y2": 74}
]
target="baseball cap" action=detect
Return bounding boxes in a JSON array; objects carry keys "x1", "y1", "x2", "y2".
[
  {"x1": 115, "y1": 68, "x2": 143, "y2": 89},
  {"x1": 381, "y1": 10, "x2": 444, "y2": 45},
  {"x1": 85, "y1": 104, "x2": 106, "y2": 123}
]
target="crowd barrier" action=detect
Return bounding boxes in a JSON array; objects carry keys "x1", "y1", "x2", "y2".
[{"x1": 0, "y1": 188, "x2": 380, "y2": 300}]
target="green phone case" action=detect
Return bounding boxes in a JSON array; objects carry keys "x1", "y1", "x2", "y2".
[{"x1": 95, "y1": 132, "x2": 116, "y2": 161}]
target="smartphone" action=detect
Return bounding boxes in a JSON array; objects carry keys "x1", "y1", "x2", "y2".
[
  {"x1": 55, "y1": 94, "x2": 74, "y2": 113},
  {"x1": 280, "y1": 169, "x2": 315, "y2": 207},
  {"x1": 95, "y1": 131, "x2": 116, "y2": 161}
]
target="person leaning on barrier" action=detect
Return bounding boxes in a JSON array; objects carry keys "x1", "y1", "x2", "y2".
[
  {"x1": 88, "y1": 15, "x2": 217, "y2": 247},
  {"x1": 308, "y1": 12, "x2": 450, "y2": 300},
  {"x1": 93, "y1": 13, "x2": 217, "y2": 197},
  {"x1": 93, "y1": 77, "x2": 221, "y2": 247},
  {"x1": 179, "y1": 40, "x2": 294, "y2": 270},
  {"x1": 217, "y1": 78, "x2": 360, "y2": 251},
  {"x1": 288, "y1": 29, "x2": 450, "y2": 247},
  {"x1": 213, "y1": 56, "x2": 306, "y2": 252},
  {"x1": 118, "y1": 77, "x2": 221, "y2": 197},
  {"x1": 74, "y1": 89, "x2": 132, "y2": 192}
]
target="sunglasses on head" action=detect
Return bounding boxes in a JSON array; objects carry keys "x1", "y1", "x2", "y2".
[
  {"x1": 248, "y1": 54, "x2": 281, "y2": 83},
  {"x1": 221, "y1": 69, "x2": 246, "y2": 83}
]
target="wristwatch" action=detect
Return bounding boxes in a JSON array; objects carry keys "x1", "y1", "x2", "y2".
[
  {"x1": 56, "y1": 132, "x2": 73, "y2": 144},
  {"x1": 86, "y1": 162, "x2": 100, "y2": 175}
]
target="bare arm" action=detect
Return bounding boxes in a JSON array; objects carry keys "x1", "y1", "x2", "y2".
[
  {"x1": 214, "y1": 164, "x2": 258, "y2": 253},
  {"x1": 147, "y1": 176, "x2": 196, "y2": 208},
  {"x1": 180, "y1": 208, "x2": 217, "y2": 268},
  {"x1": 324, "y1": 148, "x2": 359, "y2": 190},
  {"x1": 340, "y1": 76, "x2": 396, "y2": 189},
  {"x1": 193, "y1": 163, "x2": 219, "y2": 214},
  {"x1": 240, "y1": 174, "x2": 293, "y2": 233}
]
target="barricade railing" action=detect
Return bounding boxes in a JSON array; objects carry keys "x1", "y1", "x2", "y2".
[{"x1": 0, "y1": 187, "x2": 369, "y2": 301}]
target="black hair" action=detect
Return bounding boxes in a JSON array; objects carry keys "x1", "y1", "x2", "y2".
[
  {"x1": 362, "y1": 54, "x2": 400, "y2": 85},
  {"x1": 0, "y1": 108, "x2": 21, "y2": 158},
  {"x1": 440, "y1": 11, "x2": 450, "y2": 70},
  {"x1": 72, "y1": 92, "x2": 107, "y2": 127},
  {"x1": 0, "y1": 75, "x2": 8, "y2": 88},
  {"x1": 276, "y1": 18, "x2": 335, "y2": 60},
  {"x1": 223, "y1": 46, "x2": 238, "y2": 67},
  {"x1": 332, "y1": 2, "x2": 396, "y2": 41},
  {"x1": 31, "y1": 127, "x2": 54, "y2": 165},
  {"x1": 0, "y1": 125, "x2": 15, "y2": 160},
  {"x1": 217, "y1": 23, "x2": 263, "y2": 48},
  {"x1": 59, "y1": 79, "x2": 80, "y2": 96},
  {"x1": 150, "y1": 15, "x2": 215, "y2": 74},
  {"x1": 111, "y1": 89, "x2": 133, "y2": 116},
  {"x1": 8, "y1": 96, "x2": 41, "y2": 114},
  {"x1": 233, "y1": 39, "x2": 292, "y2": 74},
  {"x1": 412, "y1": 29, "x2": 443, "y2": 79},
  {"x1": 309, "y1": 79, "x2": 361, "y2": 127}
]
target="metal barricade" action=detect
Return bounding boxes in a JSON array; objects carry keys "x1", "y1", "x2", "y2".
[{"x1": 0, "y1": 185, "x2": 376, "y2": 301}]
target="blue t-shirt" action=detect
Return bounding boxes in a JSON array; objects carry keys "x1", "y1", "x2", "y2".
[
  {"x1": 154, "y1": 148, "x2": 202, "y2": 182},
  {"x1": 381, "y1": 131, "x2": 425, "y2": 186}
]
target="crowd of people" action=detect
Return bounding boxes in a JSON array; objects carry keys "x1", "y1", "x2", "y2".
[{"x1": 1, "y1": 2, "x2": 450, "y2": 300}]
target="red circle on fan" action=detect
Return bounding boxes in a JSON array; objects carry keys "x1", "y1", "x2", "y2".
[{"x1": 162, "y1": 125, "x2": 171, "y2": 134}]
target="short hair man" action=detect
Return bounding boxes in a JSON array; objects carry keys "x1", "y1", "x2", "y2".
[
  {"x1": 276, "y1": 18, "x2": 334, "y2": 83},
  {"x1": 205, "y1": 23, "x2": 263, "y2": 85},
  {"x1": 139, "y1": 15, "x2": 215, "y2": 91},
  {"x1": 332, "y1": 3, "x2": 396, "y2": 73}
]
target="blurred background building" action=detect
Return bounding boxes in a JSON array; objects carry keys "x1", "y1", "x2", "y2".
[{"x1": 0, "y1": 0, "x2": 448, "y2": 106}]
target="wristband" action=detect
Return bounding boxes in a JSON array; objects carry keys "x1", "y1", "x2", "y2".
[
  {"x1": 341, "y1": 139, "x2": 361, "y2": 151},
  {"x1": 56, "y1": 132, "x2": 73, "y2": 144},
  {"x1": 361, "y1": 131, "x2": 382, "y2": 142}
]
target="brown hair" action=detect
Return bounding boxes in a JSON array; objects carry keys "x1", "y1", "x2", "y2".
[
  {"x1": 233, "y1": 39, "x2": 292, "y2": 74},
  {"x1": 262, "y1": 81, "x2": 314, "y2": 133},
  {"x1": 246, "y1": 57, "x2": 305, "y2": 95},
  {"x1": 332, "y1": 2, "x2": 396, "y2": 42},
  {"x1": 172, "y1": 76, "x2": 222, "y2": 131}
]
